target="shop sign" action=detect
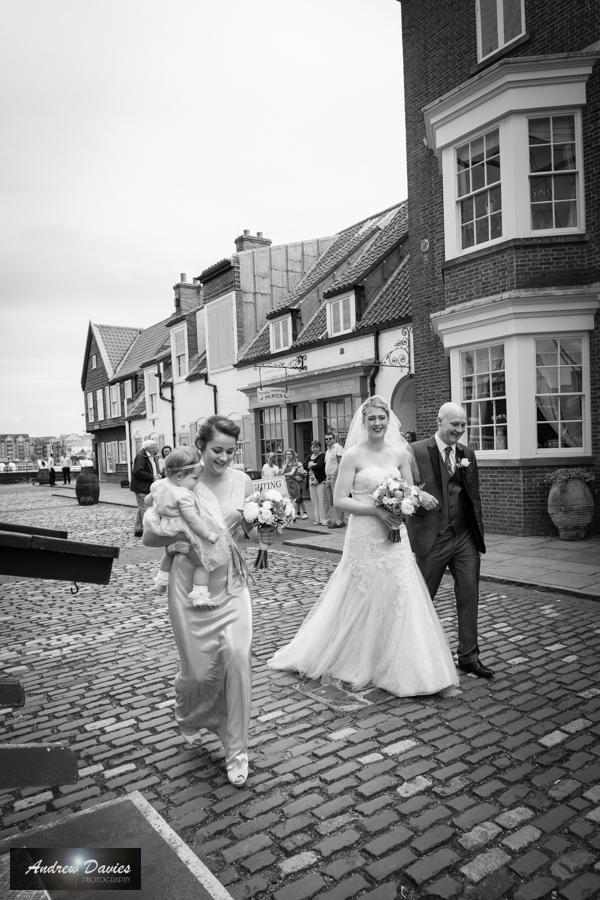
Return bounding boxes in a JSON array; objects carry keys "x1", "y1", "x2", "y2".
[{"x1": 257, "y1": 387, "x2": 289, "y2": 404}]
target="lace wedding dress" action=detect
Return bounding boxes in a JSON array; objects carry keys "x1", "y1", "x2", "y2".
[{"x1": 268, "y1": 466, "x2": 459, "y2": 697}]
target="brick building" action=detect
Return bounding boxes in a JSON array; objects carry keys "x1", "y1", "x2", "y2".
[{"x1": 398, "y1": 0, "x2": 600, "y2": 534}]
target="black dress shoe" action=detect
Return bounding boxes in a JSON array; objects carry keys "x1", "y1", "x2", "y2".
[{"x1": 458, "y1": 660, "x2": 495, "y2": 679}]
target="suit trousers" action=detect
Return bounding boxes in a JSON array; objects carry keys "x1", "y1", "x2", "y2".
[
  {"x1": 415, "y1": 527, "x2": 480, "y2": 666},
  {"x1": 134, "y1": 492, "x2": 149, "y2": 532}
]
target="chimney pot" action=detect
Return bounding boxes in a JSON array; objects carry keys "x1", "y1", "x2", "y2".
[
  {"x1": 180, "y1": 273, "x2": 186, "y2": 283},
  {"x1": 257, "y1": 232, "x2": 263, "y2": 238},
  {"x1": 243, "y1": 229, "x2": 250, "y2": 235}
]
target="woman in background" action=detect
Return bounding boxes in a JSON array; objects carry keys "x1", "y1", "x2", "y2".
[{"x1": 305, "y1": 440, "x2": 327, "y2": 525}]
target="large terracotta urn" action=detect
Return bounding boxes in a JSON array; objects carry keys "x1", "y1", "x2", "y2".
[{"x1": 547, "y1": 478, "x2": 594, "y2": 540}]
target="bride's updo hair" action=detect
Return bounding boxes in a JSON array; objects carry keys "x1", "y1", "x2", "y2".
[
  {"x1": 195, "y1": 415, "x2": 241, "y2": 452},
  {"x1": 362, "y1": 396, "x2": 390, "y2": 423}
]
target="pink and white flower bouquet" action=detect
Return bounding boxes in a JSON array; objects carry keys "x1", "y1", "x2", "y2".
[
  {"x1": 372, "y1": 475, "x2": 424, "y2": 543},
  {"x1": 242, "y1": 488, "x2": 296, "y2": 569}
]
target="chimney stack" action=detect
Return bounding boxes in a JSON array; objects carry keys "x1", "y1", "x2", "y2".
[
  {"x1": 234, "y1": 230, "x2": 272, "y2": 253},
  {"x1": 173, "y1": 273, "x2": 201, "y2": 315}
]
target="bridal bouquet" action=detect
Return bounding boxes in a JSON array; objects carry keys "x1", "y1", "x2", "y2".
[
  {"x1": 372, "y1": 475, "x2": 424, "y2": 543},
  {"x1": 242, "y1": 489, "x2": 296, "y2": 569}
]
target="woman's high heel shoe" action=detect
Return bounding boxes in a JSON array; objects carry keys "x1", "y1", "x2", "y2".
[{"x1": 226, "y1": 753, "x2": 248, "y2": 787}]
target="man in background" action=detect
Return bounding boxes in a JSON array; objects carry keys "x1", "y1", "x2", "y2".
[
  {"x1": 59, "y1": 453, "x2": 72, "y2": 485},
  {"x1": 130, "y1": 440, "x2": 159, "y2": 537}
]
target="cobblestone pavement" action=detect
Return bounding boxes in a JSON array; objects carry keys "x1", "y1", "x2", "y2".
[{"x1": 1, "y1": 492, "x2": 600, "y2": 900}]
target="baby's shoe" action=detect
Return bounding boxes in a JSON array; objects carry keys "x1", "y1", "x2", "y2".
[
  {"x1": 189, "y1": 586, "x2": 217, "y2": 609},
  {"x1": 153, "y1": 571, "x2": 170, "y2": 594}
]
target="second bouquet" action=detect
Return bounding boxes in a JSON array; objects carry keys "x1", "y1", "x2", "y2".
[{"x1": 242, "y1": 488, "x2": 296, "y2": 569}]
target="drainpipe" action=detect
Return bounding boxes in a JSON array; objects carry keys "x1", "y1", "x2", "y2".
[
  {"x1": 369, "y1": 330, "x2": 381, "y2": 397},
  {"x1": 204, "y1": 374, "x2": 218, "y2": 414},
  {"x1": 157, "y1": 366, "x2": 176, "y2": 447}
]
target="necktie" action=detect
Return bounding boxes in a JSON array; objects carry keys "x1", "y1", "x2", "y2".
[{"x1": 444, "y1": 446, "x2": 453, "y2": 475}]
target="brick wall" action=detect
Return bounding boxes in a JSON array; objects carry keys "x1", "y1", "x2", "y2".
[{"x1": 401, "y1": 0, "x2": 600, "y2": 534}]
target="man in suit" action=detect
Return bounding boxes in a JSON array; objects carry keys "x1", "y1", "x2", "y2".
[
  {"x1": 406, "y1": 402, "x2": 493, "y2": 679},
  {"x1": 130, "y1": 440, "x2": 159, "y2": 537}
]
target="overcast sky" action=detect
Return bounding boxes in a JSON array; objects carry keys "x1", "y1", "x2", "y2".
[{"x1": 0, "y1": 0, "x2": 406, "y2": 437}]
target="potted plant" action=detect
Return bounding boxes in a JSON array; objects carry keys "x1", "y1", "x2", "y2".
[{"x1": 544, "y1": 467, "x2": 595, "y2": 540}]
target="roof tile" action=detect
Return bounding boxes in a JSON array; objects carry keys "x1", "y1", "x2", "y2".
[
  {"x1": 115, "y1": 319, "x2": 172, "y2": 379},
  {"x1": 323, "y1": 202, "x2": 408, "y2": 297}
]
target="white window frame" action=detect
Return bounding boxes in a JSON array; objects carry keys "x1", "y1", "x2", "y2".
[
  {"x1": 109, "y1": 384, "x2": 121, "y2": 418},
  {"x1": 118, "y1": 440, "x2": 127, "y2": 463},
  {"x1": 270, "y1": 317, "x2": 291, "y2": 353},
  {"x1": 87, "y1": 392, "x2": 94, "y2": 423},
  {"x1": 96, "y1": 389, "x2": 105, "y2": 421},
  {"x1": 432, "y1": 288, "x2": 597, "y2": 459},
  {"x1": 326, "y1": 292, "x2": 355, "y2": 338},
  {"x1": 123, "y1": 379, "x2": 133, "y2": 400},
  {"x1": 423, "y1": 54, "x2": 597, "y2": 262},
  {"x1": 146, "y1": 371, "x2": 159, "y2": 417},
  {"x1": 442, "y1": 110, "x2": 584, "y2": 259},
  {"x1": 91, "y1": 354, "x2": 97, "y2": 369},
  {"x1": 476, "y1": 0, "x2": 525, "y2": 63},
  {"x1": 172, "y1": 325, "x2": 188, "y2": 380},
  {"x1": 527, "y1": 113, "x2": 581, "y2": 235},
  {"x1": 460, "y1": 343, "x2": 508, "y2": 452}
]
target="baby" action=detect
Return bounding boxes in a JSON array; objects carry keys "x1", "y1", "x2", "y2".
[{"x1": 143, "y1": 446, "x2": 230, "y2": 608}]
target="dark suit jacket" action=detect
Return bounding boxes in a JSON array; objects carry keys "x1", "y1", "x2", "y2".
[
  {"x1": 130, "y1": 452, "x2": 155, "y2": 495},
  {"x1": 405, "y1": 436, "x2": 485, "y2": 556}
]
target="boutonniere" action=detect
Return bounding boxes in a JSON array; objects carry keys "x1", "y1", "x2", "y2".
[{"x1": 458, "y1": 458, "x2": 470, "y2": 469}]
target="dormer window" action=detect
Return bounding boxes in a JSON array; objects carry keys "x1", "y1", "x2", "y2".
[
  {"x1": 270, "y1": 317, "x2": 291, "y2": 353},
  {"x1": 327, "y1": 292, "x2": 355, "y2": 337},
  {"x1": 477, "y1": 0, "x2": 525, "y2": 63}
]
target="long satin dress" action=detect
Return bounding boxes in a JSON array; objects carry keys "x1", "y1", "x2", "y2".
[
  {"x1": 269, "y1": 466, "x2": 459, "y2": 697},
  {"x1": 167, "y1": 468, "x2": 251, "y2": 773}
]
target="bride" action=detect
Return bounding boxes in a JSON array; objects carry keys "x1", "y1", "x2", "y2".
[{"x1": 268, "y1": 396, "x2": 459, "y2": 697}]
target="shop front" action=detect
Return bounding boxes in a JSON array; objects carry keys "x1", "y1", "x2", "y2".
[{"x1": 241, "y1": 366, "x2": 374, "y2": 468}]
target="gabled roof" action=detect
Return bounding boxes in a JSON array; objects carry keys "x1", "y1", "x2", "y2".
[
  {"x1": 323, "y1": 202, "x2": 408, "y2": 298},
  {"x1": 266, "y1": 202, "x2": 403, "y2": 319},
  {"x1": 356, "y1": 255, "x2": 411, "y2": 330},
  {"x1": 81, "y1": 322, "x2": 142, "y2": 388},
  {"x1": 94, "y1": 324, "x2": 142, "y2": 376},
  {"x1": 114, "y1": 319, "x2": 172, "y2": 379}
]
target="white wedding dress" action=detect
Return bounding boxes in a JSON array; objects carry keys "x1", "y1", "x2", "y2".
[{"x1": 268, "y1": 466, "x2": 460, "y2": 697}]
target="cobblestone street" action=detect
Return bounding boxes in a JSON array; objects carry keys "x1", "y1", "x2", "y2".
[{"x1": 1, "y1": 489, "x2": 600, "y2": 900}]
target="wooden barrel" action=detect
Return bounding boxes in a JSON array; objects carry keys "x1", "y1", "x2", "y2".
[
  {"x1": 37, "y1": 468, "x2": 49, "y2": 485},
  {"x1": 75, "y1": 470, "x2": 100, "y2": 505}
]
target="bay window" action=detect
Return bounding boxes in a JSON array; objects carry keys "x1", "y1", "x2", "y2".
[
  {"x1": 423, "y1": 53, "x2": 596, "y2": 261},
  {"x1": 432, "y1": 288, "x2": 597, "y2": 459}
]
